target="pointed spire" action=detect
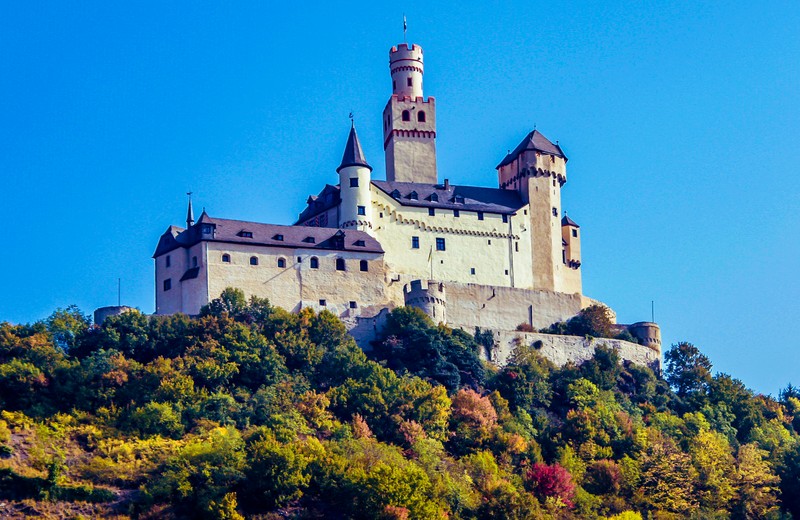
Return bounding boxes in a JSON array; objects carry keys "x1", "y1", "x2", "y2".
[
  {"x1": 337, "y1": 121, "x2": 372, "y2": 173},
  {"x1": 186, "y1": 192, "x2": 194, "y2": 228}
]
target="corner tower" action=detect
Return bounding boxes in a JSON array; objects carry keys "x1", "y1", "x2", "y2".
[
  {"x1": 338, "y1": 122, "x2": 374, "y2": 235},
  {"x1": 382, "y1": 43, "x2": 437, "y2": 184}
]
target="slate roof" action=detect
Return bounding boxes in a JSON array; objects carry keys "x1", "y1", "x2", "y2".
[
  {"x1": 372, "y1": 180, "x2": 525, "y2": 214},
  {"x1": 496, "y1": 129, "x2": 567, "y2": 168},
  {"x1": 296, "y1": 184, "x2": 341, "y2": 224},
  {"x1": 561, "y1": 214, "x2": 580, "y2": 228},
  {"x1": 337, "y1": 124, "x2": 372, "y2": 173},
  {"x1": 153, "y1": 215, "x2": 383, "y2": 258}
]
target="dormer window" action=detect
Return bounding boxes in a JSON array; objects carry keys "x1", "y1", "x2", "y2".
[
  {"x1": 303, "y1": 236, "x2": 316, "y2": 244},
  {"x1": 409, "y1": 191, "x2": 418, "y2": 200},
  {"x1": 238, "y1": 230, "x2": 253, "y2": 238},
  {"x1": 202, "y1": 224, "x2": 214, "y2": 234},
  {"x1": 430, "y1": 193, "x2": 439, "y2": 202},
  {"x1": 402, "y1": 110, "x2": 410, "y2": 122},
  {"x1": 273, "y1": 234, "x2": 284, "y2": 241},
  {"x1": 391, "y1": 189, "x2": 401, "y2": 199},
  {"x1": 354, "y1": 240, "x2": 366, "y2": 247},
  {"x1": 454, "y1": 195, "x2": 465, "y2": 204}
]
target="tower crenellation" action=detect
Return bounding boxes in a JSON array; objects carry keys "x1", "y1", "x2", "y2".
[{"x1": 403, "y1": 279, "x2": 447, "y2": 324}]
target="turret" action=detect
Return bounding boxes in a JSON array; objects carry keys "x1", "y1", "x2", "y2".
[
  {"x1": 382, "y1": 43, "x2": 437, "y2": 184},
  {"x1": 403, "y1": 279, "x2": 447, "y2": 324},
  {"x1": 560, "y1": 213, "x2": 582, "y2": 294},
  {"x1": 337, "y1": 122, "x2": 374, "y2": 235}
]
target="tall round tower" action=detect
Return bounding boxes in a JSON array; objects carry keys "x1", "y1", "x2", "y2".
[
  {"x1": 389, "y1": 43, "x2": 424, "y2": 99},
  {"x1": 337, "y1": 122, "x2": 374, "y2": 235}
]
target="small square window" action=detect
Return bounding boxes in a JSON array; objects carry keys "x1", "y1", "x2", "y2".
[
  {"x1": 502, "y1": 214, "x2": 508, "y2": 223},
  {"x1": 163, "y1": 279, "x2": 171, "y2": 291},
  {"x1": 354, "y1": 240, "x2": 366, "y2": 247},
  {"x1": 572, "y1": 229, "x2": 578, "y2": 238},
  {"x1": 453, "y1": 209, "x2": 460, "y2": 217},
  {"x1": 470, "y1": 267, "x2": 476, "y2": 275},
  {"x1": 165, "y1": 255, "x2": 171, "y2": 267},
  {"x1": 250, "y1": 256, "x2": 259, "y2": 266},
  {"x1": 524, "y1": 210, "x2": 528, "y2": 215},
  {"x1": 336, "y1": 258, "x2": 346, "y2": 271},
  {"x1": 350, "y1": 177, "x2": 359, "y2": 187},
  {"x1": 297, "y1": 257, "x2": 302, "y2": 263},
  {"x1": 357, "y1": 206, "x2": 366, "y2": 215},
  {"x1": 436, "y1": 238, "x2": 446, "y2": 251},
  {"x1": 277, "y1": 258, "x2": 286, "y2": 268},
  {"x1": 505, "y1": 269, "x2": 509, "y2": 275},
  {"x1": 319, "y1": 299, "x2": 326, "y2": 306},
  {"x1": 350, "y1": 301, "x2": 357, "y2": 309},
  {"x1": 360, "y1": 260, "x2": 368, "y2": 272},
  {"x1": 428, "y1": 208, "x2": 435, "y2": 216},
  {"x1": 411, "y1": 236, "x2": 420, "y2": 249},
  {"x1": 222, "y1": 254, "x2": 231, "y2": 263},
  {"x1": 303, "y1": 236, "x2": 316, "y2": 243},
  {"x1": 238, "y1": 230, "x2": 253, "y2": 238},
  {"x1": 477, "y1": 212, "x2": 484, "y2": 220},
  {"x1": 273, "y1": 234, "x2": 284, "y2": 241}
]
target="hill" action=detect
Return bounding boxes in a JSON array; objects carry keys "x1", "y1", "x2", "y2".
[{"x1": 0, "y1": 288, "x2": 798, "y2": 519}]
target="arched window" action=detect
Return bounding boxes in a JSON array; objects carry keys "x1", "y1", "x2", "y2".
[
  {"x1": 277, "y1": 257, "x2": 286, "y2": 268},
  {"x1": 402, "y1": 110, "x2": 410, "y2": 122},
  {"x1": 222, "y1": 254, "x2": 231, "y2": 263},
  {"x1": 360, "y1": 260, "x2": 368, "y2": 272},
  {"x1": 310, "y1": 257, "x2": 319, "y2": 269},
  {"x1": 250, "y1": 256, "x2": 258, "y2": 266},
  {"x1": 336, "y1": 258, "x2": 346, "y2": 271},
  {"x1": 417, "y1": 111, "x2": 426, "y2": 122}
]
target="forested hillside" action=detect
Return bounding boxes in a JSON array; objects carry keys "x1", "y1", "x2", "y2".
[{"x1": 1, "y1": 288, "x2": 799, "y2": 519}]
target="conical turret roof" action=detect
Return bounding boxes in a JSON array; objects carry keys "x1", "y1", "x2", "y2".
[{"x1": 337, "y1": 123, "x2": 372, "y2": 173}]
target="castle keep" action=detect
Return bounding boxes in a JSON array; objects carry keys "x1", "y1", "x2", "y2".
[{"x1": 152, "y1": 40, "x2": 661, "y2": 369}]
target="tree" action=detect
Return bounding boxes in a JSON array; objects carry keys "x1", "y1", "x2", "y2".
[
  {"x1": 664, "y1": 342, "x2": 712, "y2": 404},
  {"x1": 526, "y1": 463, "x2": 576, "y2": 508},
  {"x1": 46, "y1": 305, "x2": 90, "y2": 351},
  {"x1": 733, "y1": 443, "x2": 779, "y2": 519}
]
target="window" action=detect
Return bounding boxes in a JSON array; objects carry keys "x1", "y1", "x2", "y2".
[
  {"x1": 524, "y1": 210, "x2": 528, "y2": 215},
  {"x1": 277, "y1": 258, "x2": 286, "y2": 268},
  {"x1": 470, "y1": 267, "x2": 476, "y2": 275},
  {"x1": 354, "y1": 240, "x2": 366, "y2": 247},
  {"x1": 409, "y1": 191, "x2": 418, "y2": 200},
  {"x1": 417, "y1": 111, "x2": 426, "y2": 122},
  {"x1": 562, "y1": 250, "x2": 567, "y2": 263},
  {"x1": 297, "y1": 257, "x2": 302, "y2": 263},
  {"x1": 552, "y1": 207, "x2": 558, "y2": 217},
  {"x1": 505, "y1": 269, "x2": 509, "y2": 275},
  {"x1": 453, "y1": 209, "x2": 460, "y2": 217},
  {"x1": 360, "y1": 260, "x2": 368, "y2": 272},
  {"x1": 165, "y1": 255, "x2": 171, "y2": 267},
  {"x1": 502, "y1": 214, "x2": 508, "y2": 223},
  {"x1": 572, "y1": 229, "x2": 578, "y2": 238},
  {"x1": 392, "y1": 80, "x2": 396, "y2": 90},
  {"x1": 436, "y1": 238, "x2": 446, "y2": 251},
  {"x1": 411, "y1": 236, "x2": 420, "y2": 249},
  {"x1": 350, "y1": 177, "x2": 359, "y2": 187},
  {"x1": 391, "y1": 189, "x2": 401, "y2": 199},
  {"x1": 303, "y1": 236, "x2": 316, "y2": 243},
  {"x1": 553, "y1": 179, "x2": 556, "y2": 187},
  {"x1": 336, "y1": 258, "x2": 346, "y2": 271},
  {"x1": 454, "y1": 195, "x2": 465, "y2": 204},
  {"x1": 477, "y1": 212, "x2": 484, "y2": 220},
  {"x1": 428, "y1": 208, "x2": 435, "y2": 216},
  {"x1": 238, "y1": 230, "x2": 253, "y2": 238},
  {"x1": 402, "y1": 110, "x2": 410, "y2": 121},
  {"x1": 273, "y1": 234, "x2": 284, "y2": 241},
  {"x1": 222, "y1": 254, "x2": 231, "y2": 263},
  {"x1": 250, "y1": 256, "x2": 258, "y2": 266},
  {"x1": 380, "y1": 212, "x2": 384, "y2": 218},
  {"x1": 430, "y1": 193, "x2": 438, "y2": 202},
  {"x1": 350, "y1": 301, "x2": 358, "y2": 309},
  {"x1": 202, "y1": 224, "x2": 213, "y2": 234},
  {"x1": 357, "y1": 205, "x2": 366, "y2": 216},
  {"x1": 488, "y1": 240, "x2": 491, "y2": 245},
  {"x1": 163, "y1": 279, "x2": 171, "y2": 291},
  {"x1": 310, "y1": 257, "x2": 319, "y2": 269},
  {"x1": 319, "y1": 299, "x2": 326, "y2": 306},
  {"x1": 407, "y1": 77, "x2": 412, "y2": 86},
  {"x1": 192, "y1": 256, "x2": 198, "y2": 267},
  {"x1": 515, "y1": 242, "x2": 519, "y2": 252}
]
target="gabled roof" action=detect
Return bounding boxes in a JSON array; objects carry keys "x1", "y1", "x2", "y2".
[
  {"x1": 496, "y1": 129, "x2": 567, "y2": 168},
  {"x1": 337, "y1": 124, "x2": 372, "y2": 173},
  {"x1": 153, "y1": 215, "x2": 383, "y2": 258},
  {"x1": 372, "y1": 180, "x2": 525, "y2": 214},
  {"x1": 561, "y1": 214, "x2": 580, "y2": 228},
  {"x1": 296, "y1": 184, "x2": 341, "y2": 224}
]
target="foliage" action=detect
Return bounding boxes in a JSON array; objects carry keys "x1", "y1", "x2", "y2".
[{"x1": 0, "y1": 294, "x2": 796, "y2": 518}]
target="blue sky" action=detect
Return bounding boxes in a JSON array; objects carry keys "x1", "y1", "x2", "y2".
[{"x1": 1, "y1": 1, "x2": 798, "y2": 394}]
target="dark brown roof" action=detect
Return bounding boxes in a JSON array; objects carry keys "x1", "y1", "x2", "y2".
[
  {"x1": 561, "y1": 214, "x2": 580, "y2": 227},
  {"x1": 496, "y1": 129, "x2": 567, "y2": 168},
  {"x1": 372, "y1": 180, "x2": 525, "y2": 214},
  {"x1": 153, "y1": 215, "x2": 383, "y2": 258},
  {"x1": 337, "y1": 124, "x2": 372, "y2": 173}
]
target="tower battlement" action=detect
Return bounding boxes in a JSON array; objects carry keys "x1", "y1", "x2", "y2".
[{"x1": 403, "y1": 279, "x2": 446, "y2": 324}]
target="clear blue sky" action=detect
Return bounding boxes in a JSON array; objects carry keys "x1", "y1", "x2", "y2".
[{"x1": 1, "y1": 2, "x2": 798, "y2": 395}]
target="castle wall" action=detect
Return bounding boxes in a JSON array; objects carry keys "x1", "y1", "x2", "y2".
[
  {"x1": 487, "y1": 331, "x2": 661, "y2": 371},
  {"x1": 155, "y1": 242, "x2": 209, "y2": 315},
  {"x1": 371, "y1": 190, "x2": 535, "y2": 290},
  {"x1": 205, "y1": 242, "x2": 390, "y2": 318}
]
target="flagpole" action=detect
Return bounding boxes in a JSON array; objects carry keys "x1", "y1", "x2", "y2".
[{"x1": 403, "y1": 15, "x2": 407, "y2": 43}]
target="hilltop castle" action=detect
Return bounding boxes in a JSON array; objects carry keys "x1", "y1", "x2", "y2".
[{"x1": 152, "y1": 40, "x2": 661, "y2": 368}]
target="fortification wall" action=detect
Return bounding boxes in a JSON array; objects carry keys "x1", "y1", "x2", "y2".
[{"x1": 485, "y1": 331, "x2": 661, "y2": 371}]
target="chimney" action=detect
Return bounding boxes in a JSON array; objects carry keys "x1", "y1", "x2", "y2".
[{"x1": 444, "y1": 178, "x2": 450, "y2": 190}]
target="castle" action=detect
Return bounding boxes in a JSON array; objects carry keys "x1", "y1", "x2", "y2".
[{"x1": 152, "y1": 40, "x2": 661, "y2": 368}]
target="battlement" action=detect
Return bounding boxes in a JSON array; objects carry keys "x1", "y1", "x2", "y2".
[
  {"x1": 403, "y1": 279, "x2": 447, "y2": 323},
  {"x1": 389, "y1": 43, "x2": 424, "y2": 63}
]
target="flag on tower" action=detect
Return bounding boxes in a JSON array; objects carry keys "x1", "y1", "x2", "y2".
[{"x1": 403, "y1": 15, "x2": 407, "y2": 41}]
